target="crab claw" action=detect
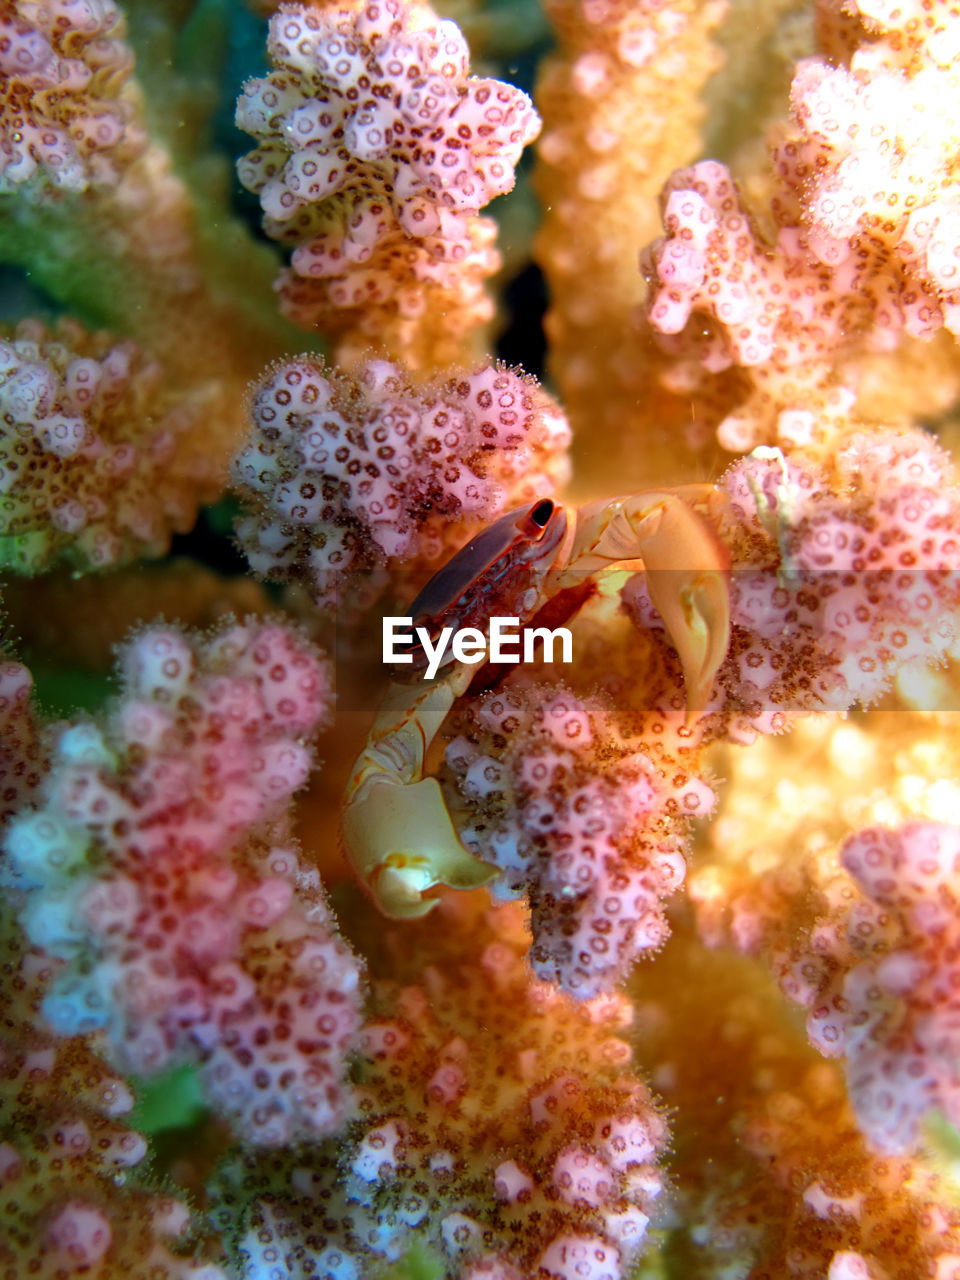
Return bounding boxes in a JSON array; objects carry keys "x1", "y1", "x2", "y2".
[
  {"x1": 568, "y1": 489, "x2": 730, "y2": 719},
  {"x1": 646, "y1": 566, "x2": 730, "y2": 720},
  {"x1": 630, "y1": 494, "x2": 730, "y2": 720},
  {"x1": 342, "y1": 774, "x2": 496, "y2": 918}
]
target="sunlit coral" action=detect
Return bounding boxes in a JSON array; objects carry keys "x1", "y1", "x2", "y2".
[
  {"x1": 533, "y1": 0, "x2": 729, "y2": 488},
  {"x1": 644, "y1": 0, "x2": 960, "y2": 453},
  {"x1": 629, "y1": 925, "x2": 960, "y2": 1280},
  {"x1": 628, "y1": 429, "x2": 960, "y2": 739},
  {"x1": 5, "y1": 0, "x2": 960, "y2": 1274}
]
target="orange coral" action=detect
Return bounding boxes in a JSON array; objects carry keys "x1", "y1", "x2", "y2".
[
  {"x1": 0, "y1": 0, "x2": 145, "y2": 195},
  {"x1": 213, "y1": 895, "x2": 667, "y2": 1279},
  {"x1": 533, "y1": 0, "x2": 728, "y2": 491},
  {"x1": 644, "y1": 0, "x2": 960, "y2": 454},
  {"x1": 0, "y1": 318, "x2": 217, "y2": 572}
]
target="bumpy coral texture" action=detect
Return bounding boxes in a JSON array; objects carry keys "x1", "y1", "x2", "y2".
[
  {"x1": 630, "y1": 924, "x2": 960, "y2": 1280},
  {"x1": 0, "y1": 657, "x2": 45, "y2": 825},
  {"x1": 2, "y1": 619, "x2": 363, "y2": 1146},
  {"x1": 0, "y1": 916, "x2": 225, "y2": 1280},
  {"x1": 236, "y1": 0, "x2": 539, "y2": 365},
  {"x1": 777, "y1": 823, "x2": 960, "y2": 1155},
  {"x1": 643, "y1": 0, "x2": 960, "y2": 452},
  {"x1": 446, "y1": 685, "x2": 713, "y2": 997},
  {"x1": 623, "y1": 429, "x2": 960, "y2": 741},
  {"x1": 233, "y1": 355, "x2": 570, "y2": 609},
  {"x1": 0, "y1": 317, "x2": 214, "y2": 573},
  {"x1": 213, "y1": 897, "x2": 667, "y2": 1280},
  {"x1": 0, "y1": 0, "x2": 145, "y2": 195},
  {"x1": 0, "y1": 684, "x2": 220, "y2": 1279},
  {"x1": 533, "y1": 0, "x2": 729, "y2": 489}
]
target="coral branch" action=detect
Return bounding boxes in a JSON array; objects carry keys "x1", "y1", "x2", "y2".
[
  {"x1": 0, "y1": 317, "x2": 215, "y2": 572},
  {"x1": 0, "y1": 0, "x2": 145, "y2": 196},
  {"x1": 233, "y1": 355, "x2": 570, "y2": 610},
  {"x1": 643, "y1": 0, "x2": 960, "y2": 453},
  {"x1": 446, "y1": 684, "x2": 712, "y2": 996},
  {"x1": 213, "y1": 897, "x2": 667, "y2": 1280},
  {"x1": 2, "y1": 619, "x2": 363, "y2": 1146},
  {"x1": 237, "y1": 0, "x2": 539, "y2": 367},
  {"x1": 534, "y1": 0, "x2": 728, "y2": 488}
]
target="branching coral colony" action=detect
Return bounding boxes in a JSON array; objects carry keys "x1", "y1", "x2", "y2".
[{"x1": 5, "y1": 0, "x2": 960, "y2": 1277}]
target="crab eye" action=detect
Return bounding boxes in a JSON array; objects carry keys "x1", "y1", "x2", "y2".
[{"x1": 530, "y1": 499, "x2": 554, "y2": 528}]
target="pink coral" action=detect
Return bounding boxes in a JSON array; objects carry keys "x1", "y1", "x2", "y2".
[
  {"x1": 232, "y1": 355, "x2": 570, "y2": 609},
  {"x1": 212, "y1": 898, "x2": 667, "y2": 1279},
  {"x1": 691, "y1": 817, "x2": 960, "y2": 1153},
  {"x1": 623, "y1": 429, "x2": 960, "y2": 741},
  {"x1": 2, "y1": 619, "x2": 363, "y2": 1146},
  {"x1": 0, "y1": 0, "x2": 145, "y2": 195},
  {"x1": 643, "y1": 0, "x2": 960, "y2": 451},
  {"x1": 0, "y1": 895, "x2": 224, "y2": 1278},
  {"x1": 236, "y1": 0, "x2": 539, "y2": 360},
  {"x1": 792, "y1": 823, "x2": 960, "y2": 1153},
  {"x1": 445, "y1": 685, "x2": 713, "y2": 996}
]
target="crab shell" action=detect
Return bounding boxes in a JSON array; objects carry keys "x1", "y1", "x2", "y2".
[{"x1": 392, "y1": 498, "x2": 568, "y2": 676}]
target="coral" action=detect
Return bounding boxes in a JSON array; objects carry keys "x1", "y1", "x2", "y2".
[
  {"x1": 625, "y1": 429, "x2": 960, "y2": 740},
  {"x1": 627, "y1": 923, "x2": 960, "y2": 1280},
  {"x1": 0, "y1": 317, "x2": 217, "y2": 572},
  {"x1": 0, "y1": 0, "x2": 145, "y2": 196},
  {"x1": 2, "y1": 619, "x2": 363, "y2": 1146},
  {"x1": 6, "y1": 0, "x2": 960, "y2": 1273},
  {"x1": 0, "y1": 910, "x2": 225, "y2": 1279},
  {"x1": 233, "y1": 354, "x2": 570, "y2": 609},
  {"x1": 446, "y1": 683, "x2": 713, "y2": 996},
  {"x1": 690, "y1": 712, "x2": 960, "y2": 1159},
  {"x1": 212, "y1": 896, "x2": 667, "y2": 1280},
  {"x1": 0, "y1": 677, "x2": 221, "y2": 1279},
  {"x1": 0, "y1": 655, "x2": 44, "y2": 826},
  {"x1": 533, "y1": 0, "x2": 729, "y2": 489},
  {"x1": 704, "y1": 822, "x2": 960, "y2": 1156},
  {"x1": 644, "y1": 0, "x2": 960, "y2": 453},
  {"x1": 802, "y1": 823, "x2": 960, "y2": 1154},
  {"x1": 435, "y1": 425, "x2": 960, "y2": 1000},
  {"x1": 237, "y1": 0, "x2": 539, "y2": 367}
]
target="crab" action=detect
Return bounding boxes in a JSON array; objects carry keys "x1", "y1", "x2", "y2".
[{"x1": 342, "y1": 487, "x2": 731, "y2": 918}]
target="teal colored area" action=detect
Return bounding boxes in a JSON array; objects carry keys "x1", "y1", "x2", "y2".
[
  {"x1": 130, "y1": 1063, "x2": 207, "y2": 1136},
  {"x1": 205, "y1": 494, "x2": 243, "y2": 538}
]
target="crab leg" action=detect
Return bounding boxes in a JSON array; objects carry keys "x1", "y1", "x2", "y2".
[
  {"x1": 342, "y1": 664, "x2": 496, "y2": 918},
  {"x1": 561, "y1": 486, "x2": 730, "y2": 717}
]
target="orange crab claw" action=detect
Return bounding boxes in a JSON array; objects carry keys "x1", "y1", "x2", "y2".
[
  {"x1": 342, "y1": 773, "x2": 496, "y2": 919},
  {"x1": 564, "y1": 488, "x2": 731, "y2": 720}
]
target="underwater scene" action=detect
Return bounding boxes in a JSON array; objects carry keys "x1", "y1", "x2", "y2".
[{"x1": 3, "y1": 0, "x2": 960, "y2": 1276}]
